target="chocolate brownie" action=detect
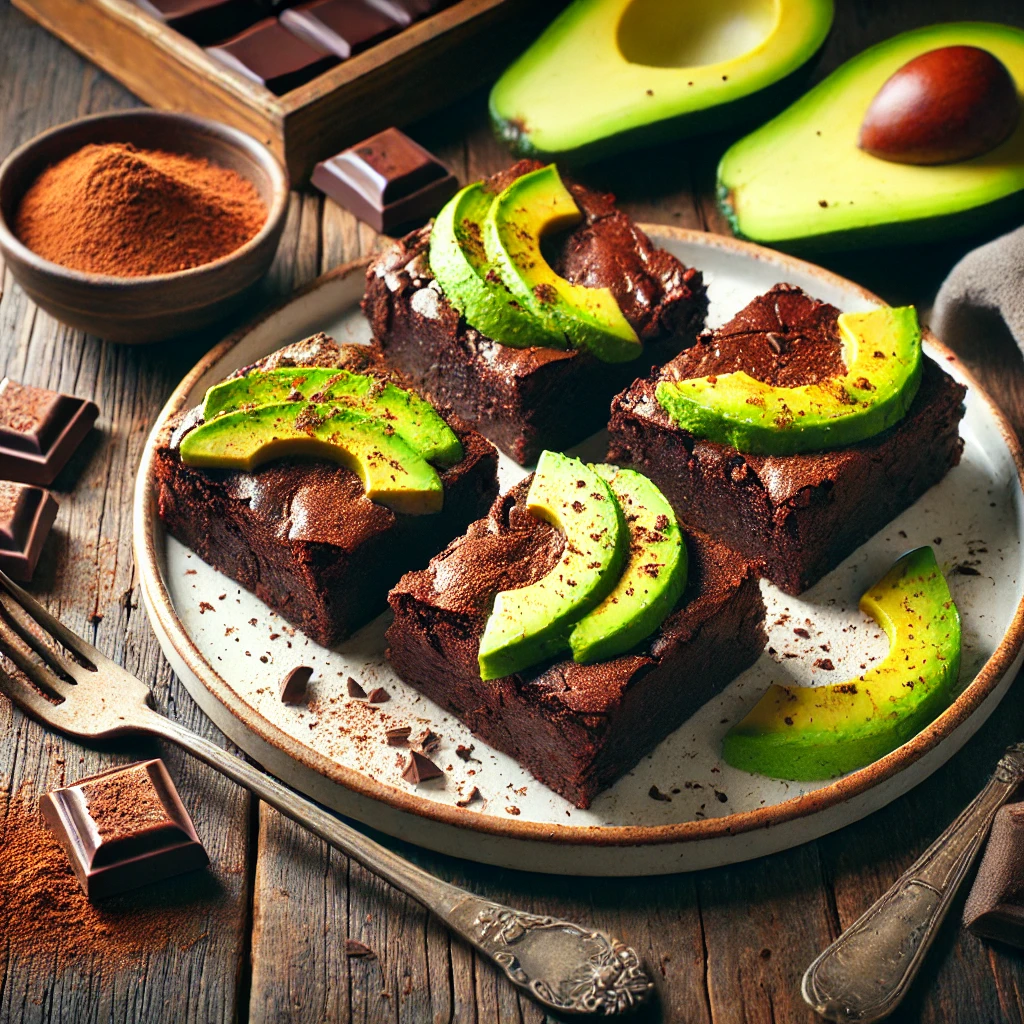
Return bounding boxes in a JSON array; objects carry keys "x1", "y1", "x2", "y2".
[
  {"x1": 155, "y1": 333, "x2": 499, "y2": 647},
  {"x1": 386, "y1": 479, "x2": 766, "y2": 809},
  {"x1": 362, "y1": 160, "x2": 708, "y2": 466},
  {"x1": 608, "y1": 284, "x2": 967, "y2": 595}
]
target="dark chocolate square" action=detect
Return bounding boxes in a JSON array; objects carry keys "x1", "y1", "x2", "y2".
[
  {"x1": 0, "y1": 378, "x2": 98, "y2": 485},
  {"x1": 134, "y1": 0, "x2": 264, "y2": 45},
  {"x1": 39, "y1": 759, "x2": 208, "y2": 901},
  {"x1": 365, "y1": 0, "x2": 443, "y2": 25},
  {"x1": 206, "y1": 18, "x2": 339, "y2": 95},
  {"x1": 280, "y1": 0, "x2": 399, "y2": 59},
  {"x1": 0, "y1": 482, "x2": 58, "y2": 582}
]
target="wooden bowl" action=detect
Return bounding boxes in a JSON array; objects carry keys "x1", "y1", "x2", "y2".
[{"x1": 0, "y1": 110, "x2": 289, "y2": 344}]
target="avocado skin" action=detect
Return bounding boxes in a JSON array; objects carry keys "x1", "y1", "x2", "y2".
[{"x1": 722, "y1": 546, "x2": 961, "y2": 780}]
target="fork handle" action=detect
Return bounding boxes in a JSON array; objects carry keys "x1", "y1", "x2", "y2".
[{"x1": 142, "y1": 711, "x2": 653, "y2": 1015}]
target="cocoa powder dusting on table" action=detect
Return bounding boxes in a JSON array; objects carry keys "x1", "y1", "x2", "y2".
[
  {"x1": 0, "y1": 791, "x2": 216, "y2": 974},
  {"x1": 15, "y1": 142, "x2": 266, "y2": 277}
]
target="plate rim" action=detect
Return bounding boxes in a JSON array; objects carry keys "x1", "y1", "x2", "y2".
[{"x1": 133, "y1": 225, "x2": 1024, "y2": 848}]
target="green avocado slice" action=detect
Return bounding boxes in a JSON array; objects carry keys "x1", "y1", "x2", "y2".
[
  {"x1": 179, "y1": 403, "x2": 444, "y2": 515},
  {"x1": 722, "y1": 546, "x2": 961, "y2": 780},
  {"x1": 489, "y1": 0, "x2": 833, "y2": 164},
  {"x1": 201, "y1": 367, "x2": 463, "y2": 466},
  {"x1": 569, "y1": 465, "x2": 688, "y2": 664},
  {"x1": 429, "y1": 183, "x2": 566, "y2": 350},
  {"x1": 483, "y1": 165, "x2": 642, "y2": 363},
  {"x1": 477, "y1": 451, "x2": 627, "y2": 681},
  {"x1": 654, "y1": 305, "x2": 922, "y2": 455},
  {"x1": 717, "y1": 22, "x2": 1024, "y2": 251}
]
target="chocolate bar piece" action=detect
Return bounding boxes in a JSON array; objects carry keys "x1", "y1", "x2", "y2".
[
  {"x1": 0, "y1": 481, "x2": 58, "y2": 581},
  {"x1": 312, "y1": 127, "x2": 457, "y2": 233},
  {"x1": 281, "y1": 0, "x2": 399, "y2": 58},
  {"x1": 39, "y1": 759, "x2": 208, "y2": 901},
  {"x1": 0, "y1": 378, "x2": 98, "y2": 486},
  {"x1": 365, "y1": 0, "x2": 444, "y2": 25},
  {"x1": 134, "y1": 0, "x2": 263, "y2": 45},
  {"x1": 964, "y1": 802, "x2": 1024, "y2": 946},
  {"x1": 206, "y1": 18, "x2": 339, "y2": 95}
]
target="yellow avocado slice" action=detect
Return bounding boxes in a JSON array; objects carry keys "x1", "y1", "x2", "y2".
[
  {"x1": 179, "y1": 403, "x2": 444, "y2": 515},
  {"x1": 490, "y1": 0, "x2": 833, "y2": 163},
  {"x1": 477, "y1": 451, "x2": 627, "y2": 681},
  {"x1": 718, "y1": 22, "x2": 1024, "y2": 250},
  {"x1": 722, "y1": 546, "x2": 961, "y2": 781},
  {"x1": 654, "y1": 305, "x2": 922, "y2": 455}
]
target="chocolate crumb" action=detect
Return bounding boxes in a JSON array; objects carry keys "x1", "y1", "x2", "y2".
[
  {"x1": 714, "y1": 790, "x2": 728, "y2": 803},
  {"x1": 279, "y1": 665, "x2": 313, "y2": 704},
  {"x1": 347, "y1": 677, "x2": 367, "y2": 699},
  {"x1": 415, "y1": 729, "x2": 440, "y2": 754},
  {"x1": 198, "y1": 602, "x2": 214, "y2": 614},
  {"x1": 402, "y1": 750, "x2": 443, "y2": 784},
  {"x1": 505, "y1": 805, "x2": 521, "y2": 816},
  {"x1": 954, "y1": 564, "x2": 981, "y2": 576},
  {"x1": 456, "y1": 787, "x2": 481, "y2": 808},
  {"x1": 793, "y1": 627, "x2": 810, "y2": 639},
  {"x1": 367, "y1": 687, "x2": 390, "y2": 704},
  {"x1": 648, "y1": 785, "x2": 671, "y2": 802},
  {"x1": 456, "y1": 744, "x2": 478, "y2": 763},
  {"x1": 345, "y1": 938, "x2": 376, "y2": 960},
  {"x1": 814, "y1": 658, "x2": 835, "y2": 671}
]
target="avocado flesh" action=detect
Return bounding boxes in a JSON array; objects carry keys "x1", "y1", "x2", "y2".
[
  {"x1": 428, "y1": 184, "x2": 565, "y2": 350},
  {"x1": 483, "y1": 165, "x2": 642, "y2": 363},
  {"x1": 179, "y1": 403, "x2": 444, "y2": 515},
  {"x1": 722, "y1": 546, "x2": 961, "y2": 781},
  {"x1": 489, "y1": 0, "x2": 833, "y2": 163},
  {"x1": 201, "y1": 368, "x2": 463, "y2": 466},
  {"x1": 718, "y1": 22, "x2": 1024, "y2": 251},
  {"x1": 655, "y1": 306, "x2": 922, "y2": 455},
  {"x1": 477, "y1": 451, "x2": 627, "y2": 681},
  {"x1": 569, "y1": 465, "x2": 687, "y2": 664}
]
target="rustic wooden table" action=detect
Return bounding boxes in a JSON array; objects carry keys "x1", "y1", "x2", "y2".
[{"x1": 3, "y1": 1, "x2": 1024, "y2": 1021}]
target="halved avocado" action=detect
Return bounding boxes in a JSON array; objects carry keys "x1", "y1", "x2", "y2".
[
  {"x1": 201, "y1": 368, "x2": 463, "y2": 466},
  {"x1": 428, "y1": 183, "x2": 565, "y2": 350},
  {"x1": 722, "y1": 546, "x2": 961, "y2": 780},
  {"x1": 654, "y1": 306, "x2": 922, "y2": 455},
  {"x1": 718, "y1": 22, "x2": 1024, "y2": 250},
  {"x1": 483, "y1": 165, "x2": 642, "y2": 362},
  {"x1": 179, "y1": 403, "x2": 444, "y2": 515},
  {"x1": 490, "y1": 0, "x2": 834, "y2": 164}
]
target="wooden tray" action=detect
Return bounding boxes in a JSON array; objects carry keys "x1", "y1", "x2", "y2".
[{"x1": 12, "y1": 0, "x2": 548, "y2": 182}]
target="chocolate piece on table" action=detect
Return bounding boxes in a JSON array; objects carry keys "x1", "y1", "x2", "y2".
[
  {"x1": 134, "y1": 0, "x2": 262, "y2": 45},
  {"x1": 281, "y1": 0, "x2": 400, "y2": 59},
  {"x1": 0, "y1": 378, "x2": 98, "y2": 486},
  {"x1": 312, "y1": 127, "x2": 458, "y2": 234},
  {"x1": 964, "y1": 802, "x2": 1024, "y2": 946},
  {"x1": 346, "y1": 675, "x2": 367, "y2": 698},
  {"x1": 279, "y1": 664, "x2": 313, "y2": 703},
  {"x1": 206, "y1": 18, "x2": 339, "y2": 96},
  {"x1": 385, "y1": 724, "x2": 411, "y2": 745},
  {"x1": 402, "y1": 749, "x2": 443, "y2": 784},
  {"x1": 39, "y1": 759, "x2": 208, "y2": 901},
  {"x1": 364, "y1": 0, "x2": 443, "y2": 26},
  {"x1": 366, "y1": 685, "x2": 390, "y2": 703},
  {"x1": 0, "y1": 481, "x2": 58, "y2": 582}
]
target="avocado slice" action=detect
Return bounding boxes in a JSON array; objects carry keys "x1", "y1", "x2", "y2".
[
  {"x1": 722, "y1": 546, "x2": 961, "y2": 780},
  {"x1": 569, "y1": 465, "x2": 688, "y2": 664},
  {"x1": 201, "y1": 368, "x2": 463, "y2": 466},
  {"x1": 179, "y1": 403, "x2": 444, "y2": 515},
  {"x1": 654, "y1": 305, "x2": 922, "y2": 455},
  {"x1": 429, "y1": 183, "x2": 566, "y2": 350},
  {"x1": 477, "y1": 451, "x2": 627, "y2": 680},
  {"x1": 718, "y1": 22, "x2": 1024, "y2": 251},
  {"x1": 483, "y1": 165, "x2": 642, "y2": 363},
  {"x1": 489, "y1": 0, "x2": 833, "y2": 164}
]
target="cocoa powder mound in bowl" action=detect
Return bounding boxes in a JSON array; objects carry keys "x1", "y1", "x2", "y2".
[{"x1": 0, "y1": 110, "x2": 289, "y2": 344}]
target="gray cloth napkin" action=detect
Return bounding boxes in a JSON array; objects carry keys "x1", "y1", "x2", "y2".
[{"x1": 932, "y1": 223, "x2": 1024, "y2": 356}]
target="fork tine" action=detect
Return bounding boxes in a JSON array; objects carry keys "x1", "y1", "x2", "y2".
[
  {"x1": 0, "y1": 631, "x2": 70, "y2": 702},
  {"x1": 0, "y1": 569, "x2": 99, "y2": 666},
  {"x1": 0, "y1": 661, "x2": 64, "y2": 722},
  {"x1": 0, "y1": 593, "x2": 83, "y2": 681}
]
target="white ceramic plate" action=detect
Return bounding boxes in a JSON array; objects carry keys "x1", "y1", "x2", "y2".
[{"x1": 134, "y1": 227, "x2": 1024, "y2": 876}]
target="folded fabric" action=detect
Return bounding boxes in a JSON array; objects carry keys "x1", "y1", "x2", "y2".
[{"x1": 932, "y1": 224, "x2": 1024, "y2": 356}]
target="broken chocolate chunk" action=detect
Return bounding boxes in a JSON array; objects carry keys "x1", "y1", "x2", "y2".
[
  {"x1": 0, "y1": 481, "x2": 58, "y2": 581},
  {"x1": 279, "y1": 665, "x2": 313, "y2": 704},
  {"x1": 402, "y1": 750, "x2": 443, "y2": 784},
  {"x1": 347, "y1": 676, "x2": 367, "y2": 699},
  {"x1": 367, "y1": 686, "x2": 390, "y2": 703},
  {"x1": 455, "y1": 744, "x2": 476, "y2": 762},
  {"x1": 456, "y1": 786, "x2": 481, "y2": 808},
  {"x1": 964, "y1": 802, "x2": 1024, "y2": 946},
  {"x1": 414, "y1": 728, "x2": 440, "y2": 754},
  {"x1": 648, "y1": 785, "x2": 671, "y2": 802},
  {"x1": 385, "y1": 725, "x2": 412, "y2": 745}
]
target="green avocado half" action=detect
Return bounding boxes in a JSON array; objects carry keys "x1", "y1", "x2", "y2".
[
  {"x1": 722, "y1": 546, "x2": 961, "y2": 780},
  {"x1": 655, "y1": 305, "x2": 922, "y2": 456},
  {"x1": 489, "y1": 0, "x2": 833, "y2": 164},
  {"x1": 718, "y1": 22, "x2": 1024, "y2": 251}
]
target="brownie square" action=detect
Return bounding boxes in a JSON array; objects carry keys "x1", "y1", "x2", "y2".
[
  {"x1": 154, "y1": 334, "x2": 499, "y2": 647},
  {"x1": 608, "y1": 284, "x2": 967, "y2": 596},
  {"x1": 363, "y1": 160, "x2": 708, "y2": 466},
  {"x1": 386, "y1": 479, "x2": 766, "y2": 808}
]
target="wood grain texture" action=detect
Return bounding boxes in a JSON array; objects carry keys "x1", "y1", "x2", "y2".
[{"x1": 4, "y1": 0, "x2": 1024, "y2": 1021}]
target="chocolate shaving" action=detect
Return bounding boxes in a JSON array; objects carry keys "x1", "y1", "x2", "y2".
[
  {"x1": 402, "y1": 750, "x2": 443, "y2": 784},
  {"x1": 385, "y1": 725, "x2": 412, "y2": 746},
  {"x1": 415, "y1": 729, "x2": 440, "y2": 754},
  {"x1": 367, "y1": 687, "x2": 390, "y2": 704},
  {"x1": 456, "y1": 787, "x2": 481, "y2": 808},
  {"x1": 346, "y1": 677, "x2": 367, "y2": 699},
  {"x1": 279, "y1": 665, "x2": 313, "y2": 704}
]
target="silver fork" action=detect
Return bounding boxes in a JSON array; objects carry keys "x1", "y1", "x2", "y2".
[{"x1": 0, "y1": 569, "x2": 653, "y2": 1017}]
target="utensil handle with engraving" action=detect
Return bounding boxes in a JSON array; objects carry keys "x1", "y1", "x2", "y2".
[{"x1": 802, "y1": 743, "x2": 1024, "y2": 1024}]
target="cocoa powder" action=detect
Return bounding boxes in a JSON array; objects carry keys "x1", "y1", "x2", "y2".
[{"x1": 14, "y1": 142, "x2": 267, "y2": 277}]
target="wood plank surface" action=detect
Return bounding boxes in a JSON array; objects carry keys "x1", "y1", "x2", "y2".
[{"x1": 2, "y1": 0, "x2": 1024, "y2": 1021}]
